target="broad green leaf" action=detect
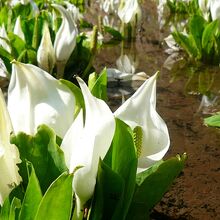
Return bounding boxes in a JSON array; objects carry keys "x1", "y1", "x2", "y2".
[
  {"x1": 60, "y1": 79, "x2": 85, "y2": 117},
  {"x1": 89, "y1": 160, "x2": 124, "y2": 220},
  {"x1": 172, "y1": 32, "x2": 198, "y2": 58},
  {"x1": 34, "y1": 172, "x2": 73, "y2": 220},
  {"x1": 126, "y1": 154, "x2": 186, "y2": 220},
  {"x1": 17, "y1": 48, "x2": 37, "y2": 64},
  {"x1": 189, "y1": 15, "x2": 206, "y2": 57},
  {"x1": 0, "y1": 197, "x2": 10, "y2": 219},
  {"x1": 110, "y1": 119, "x2": 137, "y2": 219},
  {"x1": 89, "y1": 68, "x2": 107, "y2": 101},
  {"x1": 0, "y1": 7, "x2": 9, "y2": 26},
  {"x1": 204, "y1": 114, "x2": 220, "y2": 127},
  {"x1": 9, "y1": 197, "x2": 21, "y2": 220},
  {"x1": 202, "y1": 20, "x2": 219, "y2": 56},
  {"x1": 8, "y1": 32, "x2": 26, "y2": 59},
  {"x1": 10, "y1": 125, "x2": 68, "y2": 193},
  {"x1": 19, "y1": 163, "x2": 42, "y2": 220}
]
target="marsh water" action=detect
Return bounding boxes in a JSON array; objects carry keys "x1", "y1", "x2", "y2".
[{"x1": 86, "y1": 1, "x2": 220, "y2": 219}]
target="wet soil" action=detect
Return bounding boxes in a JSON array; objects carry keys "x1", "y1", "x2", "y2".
[{"x1": 86, "y1": 1, "x2": 220, "y2": 219}]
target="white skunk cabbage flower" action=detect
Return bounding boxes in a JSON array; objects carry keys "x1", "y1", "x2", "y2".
[
  {"x1": 0, "y1": 25, "x2": 11, "y2": 53},
  {"x1": 0, "y1": 89, "x2": 21, "y2": 206},
  {"x1": 7, "y1": 61, "x2": 75, "y2": 138},
  {"x1": 210, "y1": 0, "x2": 220, "y2": 21},
  {"x1": 37, "y1": 22, "x2": 55, "y2": 73},
  {"x1": 53, "y1": 4, "x2": 78, "y2": 77},
  {"x1": 107, "y1": 54, "x2": 146, "y2": 81},
  {"x1": 61, "y1": 77, "x2": 115, "y2": 219},
  {"x1": 13, "y1": 16, "x2": 25, "y2": 41},
  {"x1": 64, "y1": 1, "x2": 83, "y2": 23},
  {"x1": 118, "y1": 0, "x2": 141, "y2": 24},
  {"x1": 198, "y1": 0, "x2": 211, "y2": 20},
  {"x1": 114, "y1": 72, "x2": 170, "y2": 173},
  {"x1": 0, "y1": 58, "x2": 8, "y2": 78}
]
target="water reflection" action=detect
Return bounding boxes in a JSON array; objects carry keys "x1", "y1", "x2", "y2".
[{"x1": 85, "y1": 1, "x2": 220, "y2": 218}]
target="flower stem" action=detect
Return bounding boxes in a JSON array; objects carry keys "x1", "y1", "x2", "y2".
[
  {"x1": 56, "y1": 61, "x2": 66, "y2": 79},
  {"x1": 72, "y1": 197, "x2": 84, "y2": 220}
]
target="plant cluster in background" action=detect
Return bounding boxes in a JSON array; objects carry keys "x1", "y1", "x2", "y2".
[{"x1": 158, "y1": 0, "x2": 220, "y2": 119}]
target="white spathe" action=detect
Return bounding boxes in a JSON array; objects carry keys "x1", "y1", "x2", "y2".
[
  {"x1": 118, "y1": 0, "x2": 141, "y2": 24},
  {"x1": 13, "y1": 16, "x2": 25, "y2": 41},
  {"x1": 7, "y1": 62, "x2": 75, "y2": 138},
  {"x1": 0, "y1": 89, "x2": 21, "y2": 206},
  {"x1": 61, "y1": 77, "x2": 115, "y2": 219},
  {"x1": 198, "y1": 0, "x2": 211, "y2": 20},
  {"x1": 0, "y1": 25, "x2": 11, "y2": 53},
  {"x1": 210, "y1": 0, "x2": 220, "y2": 21},
  {"x1": 37, "y1": 22, "x2": 55, "y2": 73},
  {"x1": 114, "y1": 73, "x2": 170, "y2": 173},
  {"x1": 107, "y1": 54, "x2": 146, "y2": 81},
  {"x1": 53, "y1": 4, "x2": 78, "y2": 64}
]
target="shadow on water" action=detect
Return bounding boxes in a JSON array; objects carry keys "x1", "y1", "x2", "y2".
[{"x1": 85, "y1": 1, "x2": 220, "y2": 219}]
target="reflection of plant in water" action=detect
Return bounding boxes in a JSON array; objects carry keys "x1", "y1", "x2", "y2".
[{"x1": 164, "y1": 55, "x2": 220, "y2": 97}]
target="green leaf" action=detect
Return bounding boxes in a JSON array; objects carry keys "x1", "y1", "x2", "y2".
[
  {"x1": 204, "y1": 113, "x2": 220, "y2": 127},
  {"x1": 0, "y1": 197, "x2": 11, "y2": 219},
  {"x1": 8, "y1": 32, "x2": 26, "y2": 59},
  {"x1": 34, "y1": 172, "x2": 73, "y2": 220},
  {"x1": 189, "y1": 15, "x2": 206, "y2": 57},
  {"x1": 110, "y1": 119, "x2": 137, "y2": 219},
  {"x1": 19, "y1": 163, "x2": 42, "y2": 220},
  {"x1": 17, "y1": 48, "x2": 37, "y2": 65},
  {"x1": 10, "y1": 125, "x2": 68, "y2": 193},
  {"x1": 172, "y1": 31, "x2": 198, "y2": 58},
  {"x1": 0, "y1": 47, "x2": 13, "y2": 72},
  {"x1": 9, "y1": 197, "x2": 21, "y2": 220},
  {"x1": 202, "y1": 20, "x2": 219, "y2": 56},
  {"x1": 89, "y1": 68, "x2": 107, "y2": 101},
  {"x1": 126, "y1": 154, "x2": 186, "y2": 220},
  {"x1": 89, "y1": 160, "x2": 124, "y2": 220}
]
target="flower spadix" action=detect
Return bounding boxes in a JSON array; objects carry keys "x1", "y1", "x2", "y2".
[
  {"x1": 7, "y1": 61, "x2": 75, "y2": 138},
  {"x1": 0, "y1": 89, "x2": 21, "y2": 206},
  {"x1": 53, "y1": 4, "x2": 78, "y2": 77},
  {"x1": 114, "y1": 72, "x2": 170, "y2": 173},
  {"x1": 61, "y1": 77, "x2": 115, "y2": 219}
]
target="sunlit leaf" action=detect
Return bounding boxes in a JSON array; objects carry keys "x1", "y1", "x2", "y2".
[
  {"x1": 109, "y1": 119, "x2": 137, "y2": 219},
  {"x1": 89, "y1": 160, "x2": 124, "y2": 220},
  {"x1": 19, "y1": 163, "x2": 42, "y2": 220},
  {"x1": 10, "y1": 125, "x2": 68, "y2": 193},
  {"x1": 34, "y1": 172, "x2": 73, "y2": 220},
  {"x1": 126, "y1": 154, "x2": 186, "y2": 219},
  {"x1": 189, "y1": 15, "x2": 206, "y2": 57},
  {"x1": 204, "y1": 114, "x2": 220, "y2": 127},
  {"x1": 88, "y1": 68, "x2": 107, "y2": 101}
]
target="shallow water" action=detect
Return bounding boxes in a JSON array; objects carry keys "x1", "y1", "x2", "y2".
[{"x1": 86, "y1": 1, "x2": 220, "y2": 219}]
